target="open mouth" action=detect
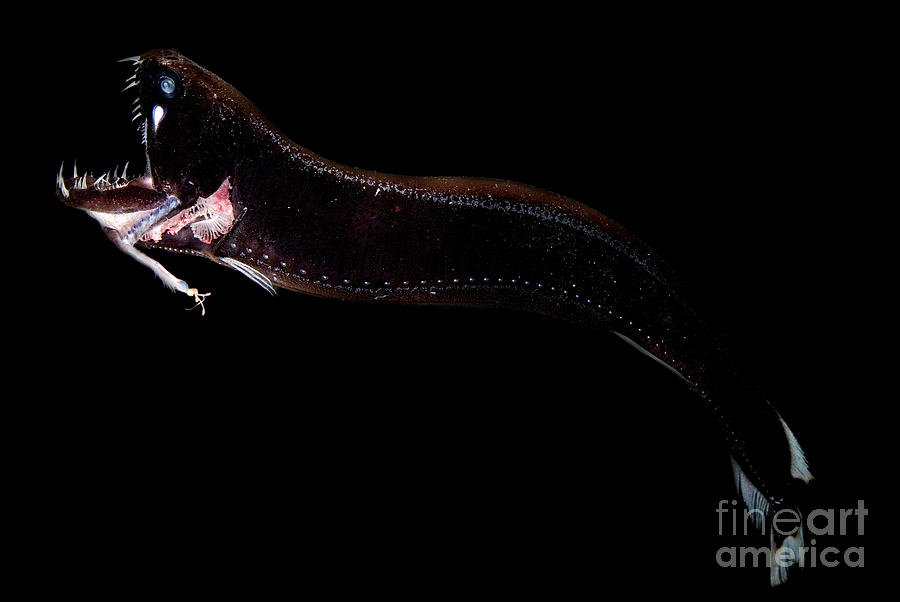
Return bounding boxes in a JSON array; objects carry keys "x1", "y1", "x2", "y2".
[
  {"x1": 56, "y1": 56, "x2": 172, "y2": 237},
  {"x1": 56, "y1": 165, "x2": 180, "y2": 243},
  {"x1": 57, "y1": 55, "x2": 236, "y2": 247},
  {"x1": 54, "y1": 55, "x2": 216, "y2": 313}
]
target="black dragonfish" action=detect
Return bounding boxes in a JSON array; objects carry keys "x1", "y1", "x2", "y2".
[{"x1": 56, "y1": 49, "x2": 814, "y2": 586}]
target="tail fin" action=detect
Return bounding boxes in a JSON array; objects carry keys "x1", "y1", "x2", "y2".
[
  {"x1": 730, "y1": 415, "x2": 813, "y2": 586},
  {"x1": 771, "y1": 523, "x2": 805, "y2": 586},
  {"x1": 730, "y1": 456, "x2": 807, "y2": 586}
]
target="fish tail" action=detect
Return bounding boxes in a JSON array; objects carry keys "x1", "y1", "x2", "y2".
[{"x1": 730, "y1": 413, "x2": 813, "y2": 586}]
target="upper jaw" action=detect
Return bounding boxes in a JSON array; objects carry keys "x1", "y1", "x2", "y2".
[
  {"x1": 55, "y1": 52, "x2": 178, "y2": 236},
  {"x1": 121, "y1": 54, "x2": 151, "y2": 149}
]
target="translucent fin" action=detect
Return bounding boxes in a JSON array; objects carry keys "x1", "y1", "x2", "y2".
[
  {"x1": 612, "y1": 331, "x2": 692, "y2": 385},
  {"x1": 779, "y1": 417, "x2": 813, "y2": 483},
  {"x1": 730, "y1": 455, "x2": 770, "y2": 531},
  {"x1": 220, "y1": 257, "x2": 276, "y2": 295},
  {"x1": 771, "y1": 528, "x2": 805, "y2": 587},
  {"x1": 730, "y1": 454, "x2": 805, "y2": 586}
]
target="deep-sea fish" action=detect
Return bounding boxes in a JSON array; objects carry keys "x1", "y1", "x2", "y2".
[{"x1": 56, "y1": 50, "x2": 813, "y2": 585}]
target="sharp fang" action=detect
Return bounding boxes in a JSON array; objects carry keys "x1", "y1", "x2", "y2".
[
  {"x1": 122, "y1": 161, "x2": 129, "y2": 179},
  {"x1": 118, "y1": 55, "x2": 143, "y2": 64},
  {"x1": 58, "y1": 163, "x2": 69, "y2": 198},
  {"x1": 122, "y1": 80, "x2": 138, "y2": 92},
  {"x1": 73, "y1": 160, "x2": 78, "y2": 179}
]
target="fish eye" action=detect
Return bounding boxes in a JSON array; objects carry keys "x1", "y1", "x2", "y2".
[
  {"x1": 159, "y1": 77, "x2": 176, "y2": 96},
  {"x1": 153, "y1": 69, "x2": 182, "y2": 100}
]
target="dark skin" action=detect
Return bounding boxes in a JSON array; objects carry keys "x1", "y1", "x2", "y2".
[{"x1": 57, "y1": 50, "x2": 810, "y2": 577}]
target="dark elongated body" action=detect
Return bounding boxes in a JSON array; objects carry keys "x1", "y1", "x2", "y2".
[
  {"x1": 218, "y1": 138, "x2": 798, "y2": 503},
  {"x1": 57, "y1": 49, "x2": 812, "y2": 585}
]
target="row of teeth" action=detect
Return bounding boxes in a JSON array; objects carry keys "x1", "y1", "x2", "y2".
[
  {"x1": 56, "y1": 56, "x2": 148, "y2": 201},
  {"x1": 122, "y1": 56, "x2": 149, "y2": 147},
  {"x1": 57, "y1": 161, "x2": 132, "y2": 198}
]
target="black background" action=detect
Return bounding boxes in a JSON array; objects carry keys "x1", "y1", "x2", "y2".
[{"x1": 18, "y1": 4, "x2": 882, "y2": 597}]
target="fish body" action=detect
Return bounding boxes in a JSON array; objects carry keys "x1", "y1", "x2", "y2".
[{"x1": 56, "y1": 49, "x2": 812, "y2": 585}]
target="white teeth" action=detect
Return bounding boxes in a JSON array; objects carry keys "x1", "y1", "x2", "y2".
[
  {"x1": 57, "y1": 159, "x2": 137, "y2": 196},
  {"x1": 57, "y1": 163, "x2": 69, "y2": 198},
  {"x1": 123, "y1": 59, "x2": 147, "y2": 147},
  {"x1": 58, "y1": 56, "x2": 148, "y2": 197}
]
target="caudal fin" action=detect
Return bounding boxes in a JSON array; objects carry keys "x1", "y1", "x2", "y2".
[
  {"x1": 730, "y1": 456, "x2": 807, "y2": 585},
  {"x1": 730, "y1": 415, "x2": 813, "y2": 587}
]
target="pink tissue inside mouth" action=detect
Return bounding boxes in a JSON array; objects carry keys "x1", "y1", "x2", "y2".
[{"x1": 141, "y1": 177, "x2": 234, "y2": 244}]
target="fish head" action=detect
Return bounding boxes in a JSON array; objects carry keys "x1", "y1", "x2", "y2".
[
  {"x1": 56, "y1": 49, "x2": 256, "y2": 252},
  {"x1": 130, "y1": 49, "x2": 250, "y2": 203}
]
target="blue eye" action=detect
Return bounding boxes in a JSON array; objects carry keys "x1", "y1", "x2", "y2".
[
  {"x1": 159, "y1": 77, "x2": 176, "y2": 96},
  {"x1": 153, "y1": 69, "x2": 181, "y2": 99}
]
